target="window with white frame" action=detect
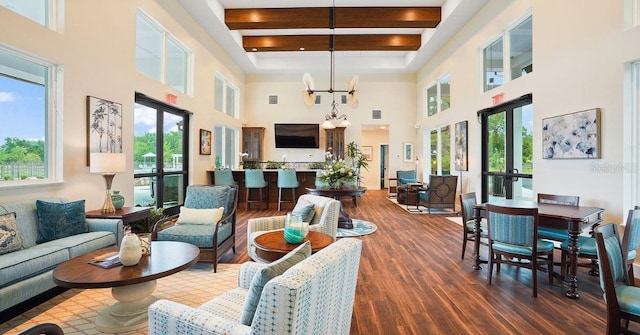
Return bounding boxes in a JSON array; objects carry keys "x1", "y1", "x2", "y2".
[
  {"x1": 483, "y1": 14, "x2": 532, "y2": 92},
  {"x1": 427, "y1": 125, "x2": 451, "y2": 175},
  {"x1": 0, "y1": 0, "x2": 53, "y2": 27},
  {"x1": 625, "y1": 0, "x2": 640, "y2": 28},
  {"x1": 0, "y1": 46, "x2": 61, "y2": 185},
  {"x1": 214, "y1": 124, "x2": 238, "y2": 168},
  {"x1": 424, "y1": 73, "x2": 451, "y2": 117},
  {"x1": 135, "y1": 9, "x2": 191, "y2": 94},
  {"x1": 214, "y1": 74, "x2": 238, "y2": 118}
]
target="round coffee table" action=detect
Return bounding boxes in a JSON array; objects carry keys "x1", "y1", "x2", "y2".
[
  {"x1": 53, "y1": 241, "x2": 199, "y2": 333},
  {"x1": 253, "y1": 230, "x2": 333, "y2": 262}
]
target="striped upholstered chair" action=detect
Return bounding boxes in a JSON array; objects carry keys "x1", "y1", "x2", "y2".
[{"x1": 148, "y1": 239, "x2": 363, "y2": 335}]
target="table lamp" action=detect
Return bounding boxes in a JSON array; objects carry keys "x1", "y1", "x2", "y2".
[{"x1": 90, "y1": 153, "x2": 126, "y2": 213}]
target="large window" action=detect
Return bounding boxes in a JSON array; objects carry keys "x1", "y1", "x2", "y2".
[
  {"x1": 483, "y1": 14, "x2": 532, "y2": 91},
  {"x1": 425, "y1": 73, "x2": 451, "y2": 117},
  {"x1": 214, "y1": 73, "x2": 238, "y2": 118},
  {"x1": 0, "y1": 46, "x2": 61, "y2": 186},
  {"x1": 0, "y1": 0, "x2": 53, "y2": 27},
  {"x1": 136, "y1": 10, "x2": 192, "y2": 94},
  {"x1": 214, "y1": 124, "x2": 238, "y2": 168},
  {"x1": 427, "y1": 125, "x2": 451, "y2": 175}
]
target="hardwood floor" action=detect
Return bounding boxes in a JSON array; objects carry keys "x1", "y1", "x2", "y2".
[{"x1": 222, "y1": 189, "x2": 633, "y2": 334}]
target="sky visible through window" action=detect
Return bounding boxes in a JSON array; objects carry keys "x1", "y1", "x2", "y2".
[{"x1": 0, "y1": 75, "x2": 45, "y2": 146}]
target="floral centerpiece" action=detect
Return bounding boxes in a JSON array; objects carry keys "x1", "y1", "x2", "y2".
[{"x1": 316, "y1": 159, "x2": 356, "y2": 188}]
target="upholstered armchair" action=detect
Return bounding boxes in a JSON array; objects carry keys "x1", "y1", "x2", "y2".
[
  {"x1": 148, "y1": 239, "x2": 363, "y2": 335},
  {"x1": 417, "y1": 175, "x2": 458, "y2": 213},
  {"x1": 152, "y1": 185, "x2": 238, "y2": 272},
  {"x1": 396, "y1": 170, "x2": 420, "y2": 205},
  {"x1": 247, "y1": 194, "x2": 340, "y2": 263}
]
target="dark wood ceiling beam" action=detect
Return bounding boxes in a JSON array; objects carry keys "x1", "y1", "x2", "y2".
[
  {"x1": 243, "y1": 34, "x2": 421, "y2": 52},
  {"x1": 226, "y1": 7, "x2": 440, "y2": 30}
]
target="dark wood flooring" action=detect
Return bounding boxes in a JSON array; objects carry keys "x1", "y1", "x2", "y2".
[{"x1": 222, "y1": 189, "x2": 638, "y2": 335}]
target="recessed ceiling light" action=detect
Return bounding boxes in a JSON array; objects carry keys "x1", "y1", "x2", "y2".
[
  {"x1": 380, "y1": 126, "x2": 386, "y2": 129},
  {"x1": 299, "y1": 47, "x2": 305, "y2": 51},
  {"x1": 252, "y1": 48, "x2": 258, "y2": 52}
]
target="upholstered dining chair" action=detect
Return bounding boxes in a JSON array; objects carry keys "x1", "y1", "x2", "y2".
[
  {"x1": 245, "y1": 169, "x2": 268, "y2": 211},
  {"x1": 486, "y1": 204, "x2": 554, "y2": 297},
  {"x1": 213, "y1": 168, "x2": 236, "y2": 186},
  {"x1": 594, "y1": 223, "x2": 640, "y2": 335},
  {"x1": 152, "y1": 185, "x2": 238, "y2": 272},
  {"x1": 459, "y1": 192, "x2": 487, "y2": 260},
  {"x1": 537, "y1": 193, "x2": 580, "y2": 242},
  {"x1": 277, "y1": 168, "x2": 299, "y2": 211}
]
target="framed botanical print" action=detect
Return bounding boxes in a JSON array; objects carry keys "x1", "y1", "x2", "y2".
[
  {"x1": 403, "y1": 142, "x2": 413, "y2": 162},
  {"x1": 86, "y1": 96, "x2": 122, "y2": 166},
  {"x1": 200, "y1": 129, "x2": 212, "y2": 155}
]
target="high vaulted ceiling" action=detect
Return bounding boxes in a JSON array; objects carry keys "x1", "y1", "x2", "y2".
[{"x1": 177, "y1": 0, "x2": 489, "y2": 74}]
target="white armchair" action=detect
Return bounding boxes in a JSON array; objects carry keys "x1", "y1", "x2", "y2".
[
  {"x1": 247, "y1": 194, "x2": 340, "y2": 262},
  {"x1": 148, "y1": 239, "x2": 363, "y2": 335}
]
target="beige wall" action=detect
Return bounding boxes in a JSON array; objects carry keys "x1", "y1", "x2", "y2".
[
  {"x1": 0, "y1": 0, "x2": 245, "y2": 208},
  {"x1": 360, "y1": 129, "x2": 390, "y2": 190},
  {"x1": 417, "y1": 0, "x2": 640, "y2": 223}
]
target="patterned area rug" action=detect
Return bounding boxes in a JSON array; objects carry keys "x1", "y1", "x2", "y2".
[
  {"x1": 337, "y1": 219, "x2": 378, "y2": 237},
  {"x1": 0, "y1": 263, "x2": 241, "y2": 335},
  {"x1": 388, "y1": 197, "x2": 457, "y2": 215}
]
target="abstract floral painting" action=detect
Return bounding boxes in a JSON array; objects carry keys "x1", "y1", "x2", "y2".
[
  {"x1": 542, "y1": 108, "x2": 600, "y2": 159},
  {"x1": 86, "y1": 96, "x2": 122, "y2": 165}
]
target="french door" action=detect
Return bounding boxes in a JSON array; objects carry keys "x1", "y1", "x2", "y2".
[
  {"x1": 133, "y1": 93, "x2": 189, "y2": 214},
  {"x1": 478, "y1": 94, "x2": 533, "y2": 202}
]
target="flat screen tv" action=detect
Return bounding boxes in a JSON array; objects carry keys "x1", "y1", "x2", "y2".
[{"x1": 274, "y1": 123, "x2": 320, "y2": 148}]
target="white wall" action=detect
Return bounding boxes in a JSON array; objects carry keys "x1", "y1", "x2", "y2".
[
  {"x1": 0, "y1": 0, "x2": 245, "y2": 208},
  {"x1": 361, "y1": 129, "x2": 390, "y2": 190},
  {"x1": 417, "y1": 0, "x2": 640, "y2": 223}
]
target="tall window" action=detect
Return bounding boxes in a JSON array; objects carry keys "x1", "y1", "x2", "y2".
[
  {"x1": 483, "y1": 14, "x2": 532, "y2": 91},
  {"x1": 214, "y1": 74, "x2": 238, "y2": 118},
  {"x1": 214, "y1": 124, "x2": 238, "y2": 168},
  {"x1": 625, "y1": 60, "x2": 640, "y2": 208},
  {"x1": 135, "y1": 10, "x2": 191, "y2": 94},
  {"x1": 428, "y1": 125, "x2": 451, "y2": 175},
  {"x1": 425, "y1": 73, "x2": 451, "y2": 117},
  {"x1": 0, "y1": 46, "x2": 61, "y2": 185},
  {"x1": 0, "y1": 0, "x2": 53, "y2": 27}
]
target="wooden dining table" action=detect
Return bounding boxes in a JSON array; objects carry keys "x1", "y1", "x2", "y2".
[{"x1": 472, "y1": 199, "x2": 603, "y2": 299}]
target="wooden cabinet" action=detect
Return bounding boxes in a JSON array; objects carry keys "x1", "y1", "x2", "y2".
[
  {"x1": 242, "y1": 127, "x2": 265, "y2": 161},
  {"x1": 325, "y1": 127, "x2": 345, "y2": 159}
]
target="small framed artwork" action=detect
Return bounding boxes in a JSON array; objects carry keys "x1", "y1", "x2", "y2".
[
  {"x1": 455, "y1": 120, "x2": 468, "y2": 171},
  {"x1": 361, "y1": 146, "x2": 373, "y2": 161},
  {"x1": 542, "y1": 108, "x2": 600, "y2": 159},
  {"x1": 403, "y1": 142, "x2": 413, "y2": 162},
  {"x1": 86, "y1": 96, "x2": 122, "y2": 166},
  {"x1": 200, "y1": 129, "x2": 212, "y2": 155}
]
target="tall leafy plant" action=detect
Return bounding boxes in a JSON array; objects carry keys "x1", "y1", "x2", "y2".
[{"x1": 346, "y1": 141, "x2": 369, "y2": 185}]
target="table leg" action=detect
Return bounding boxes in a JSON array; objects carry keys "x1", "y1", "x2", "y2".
[
  {"x1": 95, "y1": 280, "x2": 158, "y2": 333},
  {"x1": 334, "y1": 196, "x2": 353, "y2": 229},
  {"x1": 473, "y1": 207, "x2": 483, "y2": 270},
  {"x1": 565, "y1": 220, "x2": 582, "y2": 299}
]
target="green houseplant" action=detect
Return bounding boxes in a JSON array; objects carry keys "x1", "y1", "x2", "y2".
[{"x1": 346, "y1": 141, "x2": 369, "y2": 185}]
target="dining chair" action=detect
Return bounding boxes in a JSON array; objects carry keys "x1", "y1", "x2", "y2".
[
  {"x1": 459, "y1": 192, "x2": 487, "y2": 260},
  {"x1": 537, "y1": 193, "x2": 580, "y2": 242},
  {"x1": 213, "y1": 168, "x2": 236, "y2": 186},
  {"x1": 277, "y1": 168, "x2": 300, "y2": 211},
  {"x1": 486, "y1": 204, "x2": 554, "y2": 297},
  {"x1": 244, "y1": 169, "x2": 269, "y2": 211},
  {"x1": 594, "y1": 223, "x2": 640, "y2": 335}
]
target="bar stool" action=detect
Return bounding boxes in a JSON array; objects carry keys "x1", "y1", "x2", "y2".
[
  {"x1": 213, "y1": 168, "x2": 236, "y2": 186},
  {"x1": 277, "y1": 168, "x2": 300, "y2": 211},
  {"x1": 245, "y1": 169, "x2": 268, "y2": 211}
]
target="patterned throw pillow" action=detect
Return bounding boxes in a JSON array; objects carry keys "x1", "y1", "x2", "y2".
[
  {"x1": 0, "y1": 212, "x2": 22, "y2": 255},
  {"x1": 240, "y1": 241, "x2": 312, "y2": 326},
  {"x1": 292, "y1": 199, "x2": 315, "y2": 223},
  {"x1": 175, "y1": 206, "x2": 225, "y2": 225},
  {"x1": 36, "y1": 200, "x2": 88, "y2": 243}
]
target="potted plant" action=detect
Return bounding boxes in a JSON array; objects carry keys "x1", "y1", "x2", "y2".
[{"x1": 346, "y1": 141, "x2": 369, "y2": 186}]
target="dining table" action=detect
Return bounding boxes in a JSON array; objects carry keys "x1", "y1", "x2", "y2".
[{"x1": 472, "y1": 199, "x2": 604, "y2": 299}]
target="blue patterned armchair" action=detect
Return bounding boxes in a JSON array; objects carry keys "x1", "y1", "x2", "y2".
[
  {"x1": 152, "y1": 185, "x2": 238, "y2": 272},
  {"x1": 148, "y1": 239, "x2": 362, "y2": 335}
]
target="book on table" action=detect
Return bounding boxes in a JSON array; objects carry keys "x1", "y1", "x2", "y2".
[{"x1": 88, "y1": 251, "x2": 122, "y2": 268}]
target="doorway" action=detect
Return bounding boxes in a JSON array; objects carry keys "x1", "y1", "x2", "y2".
[
  {"x1": 380, "y1": 144, "x2": 389, "y2": 189},
  {"x1": 478, "y1": 94, "x2": 533, "y2": 202}
]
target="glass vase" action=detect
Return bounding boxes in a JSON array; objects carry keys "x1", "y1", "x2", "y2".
[{"x1": 284, "y1": 212, "x2": 308, "y2": 244}]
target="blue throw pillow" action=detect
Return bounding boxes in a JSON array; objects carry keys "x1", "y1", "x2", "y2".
[
  {"x1": 240, "y1": 241, "x2": 311, "y2": 325},
  {"x1": 292, "y1": 199, "x2": 315, "y2": 223},
  {"x1": 36, "y1": 200, "x2": 88, "y2": 243},
  {"x1": 400, "y1": 177, "x2": 418, "y2": 185}
]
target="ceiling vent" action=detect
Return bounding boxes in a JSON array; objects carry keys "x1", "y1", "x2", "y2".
[
  {"x1": 268, "y1": 95, "x2": 278, "y2": 104},
  {"x1": 372, "y1": 109, "x2": 382, "y2": 120}
]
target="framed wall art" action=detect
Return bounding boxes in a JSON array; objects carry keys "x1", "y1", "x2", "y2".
[
  {"x1": 454, "y1": 120, "x2": 468, "y2": 171},
  {"x1": 361, "y1": 146, "x2": 373, "y2": 161},
  {"x1": 542, "y1": 108, "x2": 600, "y2": 159},
  {"x1": 86, "y1": 96, "x2": 123, "y2": 166},
  {"x1": 200, "y1": 129, "x2": 212, "y2": 155},
  {"x1": 403, "y1": 142, "x2": 413, "y2": 162}
]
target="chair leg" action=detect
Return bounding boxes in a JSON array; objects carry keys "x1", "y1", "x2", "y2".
[
  {"x1": 488, "y1": 248, "x2": 494, "y2": 285},
  {"x1": 245, "y1": 188, "x2": 250, "y2": 212},
  {"x1": 548, "y1": 254, "x2": 554, "y2": 286},
  {"x1": 461, "y1": 233, "x2": 468, "y2": 260},
  {"x1": 532, "y1": 258, "x2": 538, "y2": 297},
  {"x1": 278, "y1": 187, "x2": 282, "y2": 211},
  {"x1": 259, "y1": 188, "x2": 263, "y2": 209}
]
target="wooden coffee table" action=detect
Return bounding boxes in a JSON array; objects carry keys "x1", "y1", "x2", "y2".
[
  {"x1": 53, "y1": 241, "x2": 199, "y2": 333},
  {"x1": 253, "y1": 230, "x2": 333, "y2": 262}
]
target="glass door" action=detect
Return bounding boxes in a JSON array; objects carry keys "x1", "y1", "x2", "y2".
[{"x1": 480, "y1": 94, "x2": 533, "y2": 202}]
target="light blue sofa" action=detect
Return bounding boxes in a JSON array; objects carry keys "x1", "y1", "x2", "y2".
[{"x1": 0, "y1": 197, "x2": 123, "y2": 313}]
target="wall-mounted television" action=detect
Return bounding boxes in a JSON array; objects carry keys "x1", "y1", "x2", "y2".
[{"x1": 274, "y1": 123, "x2": 320, "y2": 148}]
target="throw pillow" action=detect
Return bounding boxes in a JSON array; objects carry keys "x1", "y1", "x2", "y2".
[
  {"x1": 0, "y1": 212, "x2": 23, "y2": 255},
  {"x1": 292, "y1": 199, "x2": 315, "y2": 223},
  {"x1": 36, "y1": 200, "x2": 88, "y2": 243},
  {"x1": 400, "y1": 177, "x2": 419, "y2": 185},
  {"x1": 175, "y1": 206, "x2": 225, "y2": 225},
  {"x1": 240, "y1": 241, "x2": 312, "y2": 326}
]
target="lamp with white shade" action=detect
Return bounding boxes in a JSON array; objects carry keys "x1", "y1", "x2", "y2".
[{"x1": 90, "y1": 153, "x2": 126, "y2": 213}]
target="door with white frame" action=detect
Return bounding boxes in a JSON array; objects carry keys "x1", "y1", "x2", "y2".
[{"x1": 425, "y1": 125, "x2": 452, "y2": 180}]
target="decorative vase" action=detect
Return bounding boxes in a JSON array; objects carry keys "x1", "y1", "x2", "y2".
[
  {"x1": 111, "y1": 191, "x2": 125, "y2": 210},
  {"x1": 284, "y1": 212, "x2": 308, "y2": 244},
  {"x1": 119, "y1": 232, "x2": 142, "y2": 266},
  {"x1": 138, "y1": 233, "x2": 152, "y2": 255}
]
